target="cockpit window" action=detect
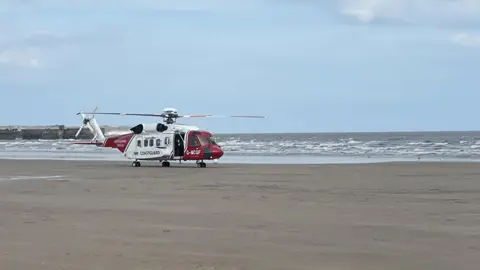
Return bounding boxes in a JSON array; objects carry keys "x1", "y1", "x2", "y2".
[
  {"x1": 197, "y1": 135, "x2": 211, "y2": 146},
  {"x1": 196, "y1": 135, "x2": 218, "y2": 146}
]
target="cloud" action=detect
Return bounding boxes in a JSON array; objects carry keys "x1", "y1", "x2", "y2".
[
  {"x1": 0, "y1": 31, "x2": 56, "y2": 68},
  {"x1": 451, "y1": 32, "x2": 480, "y2": 47},
  {"x1": 0, "y1": 47, "x2": 41, "y2": 68},
  {"x1": 338, "y1": 0, "x2": 480, "y2": 27},
  {"x1": 0, "y1": 29, "x2": 121, "y2": 69}
]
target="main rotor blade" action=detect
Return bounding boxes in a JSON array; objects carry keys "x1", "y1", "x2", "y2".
[
  {"x1": 81, "y1": 112, "x2": 207, "y2": 118},
  {"x1": 80, "y1": 112, "x2": 166, "y2": 117},
  {"x1": 80, "y1": 112, "x2": 266, "y2": 119},
  {"x1": 182, "y1": 115, "x2": 267, "y2": 118},
  {"x1": 180, "y1": 114, "x2": 213, "y2": 118},
  {"x1": 229, "y1": 115, "x2": 267, "y2": 118}
]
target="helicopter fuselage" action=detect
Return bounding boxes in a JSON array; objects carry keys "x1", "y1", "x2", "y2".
[{"x1": 101, "y1": 124, "x2": 224, "y2": 166}]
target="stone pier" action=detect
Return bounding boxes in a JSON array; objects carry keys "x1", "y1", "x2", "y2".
[{"x1": 0, "y1": 125, "x2": 108, "y2": 140}]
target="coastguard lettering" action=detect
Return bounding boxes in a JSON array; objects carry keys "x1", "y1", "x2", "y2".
[{"x1": 139, "y1": 151, "x2": 161, "y2": 155}]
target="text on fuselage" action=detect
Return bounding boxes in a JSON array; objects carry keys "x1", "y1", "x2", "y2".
[{"x1": 139, "y1": 151, "x2": 161, "y2": 155}]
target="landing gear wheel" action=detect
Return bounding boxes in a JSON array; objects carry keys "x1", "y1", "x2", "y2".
[
  {"x1": 161, "y1": 161, "x2": 170, "y2": 167},
  {"x1": 197, "y1": 162, "x2": 206, "y2": 168},
  {"x1": 132, "y1": 161, "x2": 141, "y2": 167}
]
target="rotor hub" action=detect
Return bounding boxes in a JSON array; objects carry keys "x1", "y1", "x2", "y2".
[
  {"x1": 163, "y1": 107, "x2": 179, "y2": 124},
  {"x1": 163, "y1": 107, "x2": 178, "y2": 115}
]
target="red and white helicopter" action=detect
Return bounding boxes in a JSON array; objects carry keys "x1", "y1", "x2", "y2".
[{"x1": 72, "y1": 107, "x2": 266, "y2": 168}]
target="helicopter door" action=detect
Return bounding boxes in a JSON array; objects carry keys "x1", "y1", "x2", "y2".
[
  {"x1": 174, "y1": 132, "x2": 185, "y2": 157},
  {"x1": 184, "y1": 131, "x2": 202, "y2": 160}
]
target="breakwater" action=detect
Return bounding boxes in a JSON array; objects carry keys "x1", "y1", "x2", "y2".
[{"x1": 0, "y1": 125, "x2": 107, "y2": 140}]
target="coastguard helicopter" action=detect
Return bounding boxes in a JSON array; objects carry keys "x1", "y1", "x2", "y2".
[{"x1": 72, "y1": 107, "x2": 266, "y2": 167}]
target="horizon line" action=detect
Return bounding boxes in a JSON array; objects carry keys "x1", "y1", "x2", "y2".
[{"x1": 1, "y1": 124, "x2": 479, "y2": 135}]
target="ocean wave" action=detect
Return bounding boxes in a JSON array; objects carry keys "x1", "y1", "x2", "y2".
[{"x1": 3, "y1": 132, "x2": 480, "y2": 159}]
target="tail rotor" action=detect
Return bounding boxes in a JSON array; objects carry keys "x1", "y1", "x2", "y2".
[{"x1": 75, "y1": 106, "x2": 100, "y2": 140}]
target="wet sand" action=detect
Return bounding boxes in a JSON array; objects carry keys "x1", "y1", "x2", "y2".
[{"x1": 0, "y1": 159, "x2": 479, "y2": 270}]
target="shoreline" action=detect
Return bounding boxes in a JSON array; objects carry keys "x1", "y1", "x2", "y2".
[
  {"x1": 1, "y1": 153, "x2": 480, "y2": 165},
  {"x1": 1, "y1": 157, "x2": 480, "y2": 166}
]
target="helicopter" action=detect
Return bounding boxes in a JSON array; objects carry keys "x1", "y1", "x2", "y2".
[{"x1": 72, "y1": 107, "x2": 266, "y2": 168}]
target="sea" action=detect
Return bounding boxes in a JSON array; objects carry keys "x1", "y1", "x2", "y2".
[{"x1": 2, "y1": 131, "x2": 480, "y2": 164}]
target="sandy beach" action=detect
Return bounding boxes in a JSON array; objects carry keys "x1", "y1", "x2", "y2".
[{"x1": 0, "y1": 159, "x2": 479, "y2": 270}]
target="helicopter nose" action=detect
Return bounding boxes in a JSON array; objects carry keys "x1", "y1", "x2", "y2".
[{"x1": 213, "y1": 146, "x2": 224, "y2": 159}]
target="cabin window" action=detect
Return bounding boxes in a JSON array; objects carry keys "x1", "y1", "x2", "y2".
[
  {"x1": 189, "y1": 135, "x2": 201, "y2": 147},
  {"x1": 165, "y1": 137, "x2": 171, "y2": 146},
  {"x1": 156, "y1": 139, "x2": 161, "y2": 147},
  {"x1": 137, "y1": 140, "x2": 142, "y2": 147},
  {"x1": 149, "y1": 139, "x2": 154, "y2": 147},
  {"x1": 144, "y1": 139, "x2": 148, "y2": 147}
]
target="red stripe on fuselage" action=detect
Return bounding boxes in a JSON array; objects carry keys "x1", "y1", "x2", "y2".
[{"x1": 103, "y1": 133, "x2": 134, "y2": 153}]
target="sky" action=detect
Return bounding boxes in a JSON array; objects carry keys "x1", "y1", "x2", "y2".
[{"x1": 1, "y1": 0, "x2": 480, "y2": 133}]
